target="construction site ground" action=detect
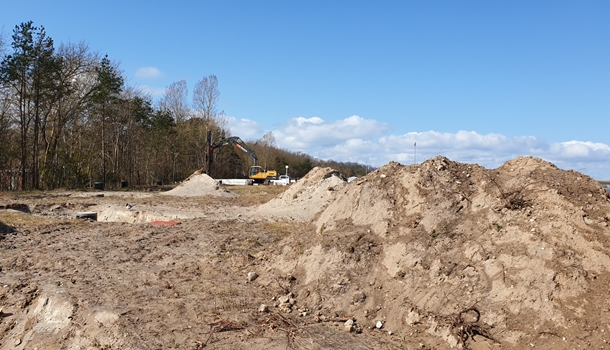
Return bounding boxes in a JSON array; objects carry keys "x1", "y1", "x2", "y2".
[{"x1": 1, "y1": 156, "x2": 610, "y2": 350}]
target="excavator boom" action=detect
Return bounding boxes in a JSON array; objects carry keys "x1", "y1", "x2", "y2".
[
  {"x1": 210, "y1": 136, "x2": 259, "y2": 166},
  {"x1": 207, "y1": 134, "x2": 277, "y2": 183}
]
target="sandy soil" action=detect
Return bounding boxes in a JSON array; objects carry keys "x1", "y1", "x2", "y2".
[
  {"x1": 160, "y1": 169, "x2": 236, "y2": 198},
  {"x1": 1, "y1": 157, "x2": 610, "y2": 349}
]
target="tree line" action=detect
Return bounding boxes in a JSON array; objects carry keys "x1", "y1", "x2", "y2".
[{"x1": 0, "y1": 21, "x2": 370, "y2": 191}]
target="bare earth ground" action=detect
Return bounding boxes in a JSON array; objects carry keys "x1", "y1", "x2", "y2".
[{"x1": 1, "y1": 156, "x2": 610, "y2": 350}]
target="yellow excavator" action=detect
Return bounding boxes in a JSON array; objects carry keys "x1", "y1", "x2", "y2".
[{"x1": 207, "y1": 135, "x2": 277, "y2": 184}]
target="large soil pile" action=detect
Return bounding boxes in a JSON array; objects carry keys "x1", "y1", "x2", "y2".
[
  {"x1": 261, "y1": 156, "x2": 610, "y2": 348},
  {"x1": 1, "y1": 156, "x2": 610, "y2": 349},
  {"x1": 161, "y1": 170, "x2": 235, "y2": 197},
  {"x1": 256, "y1": 167, "x2": 347, "y2": 221}
]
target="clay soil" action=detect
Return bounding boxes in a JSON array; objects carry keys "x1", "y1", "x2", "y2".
[{"x1": 1, "y1": 157, "x2": 610, "y2": 350}]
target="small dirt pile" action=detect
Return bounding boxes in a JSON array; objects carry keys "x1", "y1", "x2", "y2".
[
  {"x1": 265, "y1": 156, "x2": 610, "y2": 348},
  {"x1": 160, "y1": 169, "x2": 235, "y2": 197},
  {"x1": 256, "y1": 167, "x2": 347, "y2": 221}
]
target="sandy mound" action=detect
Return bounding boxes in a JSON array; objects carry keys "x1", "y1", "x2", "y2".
[
  {"x1": 160, "y1": 170, "x2": 235, "y2": 197},
  {"x1": 264, "y1": 156, "x2": 610, "y2": 348},
  {"x1": 92, "y1": 203, "x2": 206, "y2": 223},
  {"x1": 255, "y1": 167, "x2": 347, "y2": 221}
]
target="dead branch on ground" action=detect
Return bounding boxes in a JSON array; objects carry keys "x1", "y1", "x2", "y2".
[{"x1": 447, "y1": 307, "x2": 499, "y2": 347}]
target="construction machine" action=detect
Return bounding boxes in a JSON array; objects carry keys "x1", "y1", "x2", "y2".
[{"x1": 207, "y1": 134, "x2": 278, "y2": 184}]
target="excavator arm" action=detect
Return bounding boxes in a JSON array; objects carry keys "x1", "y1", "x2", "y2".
[
  {"x1": 208, "y1": 136, "x2": 259, "y2": 166},
  {"x1": 206, "y1": 132, "x2": 277, "y2": 183}
]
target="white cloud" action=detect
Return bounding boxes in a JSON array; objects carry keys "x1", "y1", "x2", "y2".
[
  {"x1": 222, "y1": 114, "x2": 610, "y2": 179},
  {"x1": 274, "y1": 115, "x2": 390, "y2": 149},
  {"x1": 227, "y1": 117, "x2": 264, "y2": 140},
  {"x1": 548, "y1": 141, "x2": 610, "y2": 160},
  {"x1": 266, "y1": 117, "x2": 610, "y2": 179},
  {"x1": 135, "y1": 67, "x2": 163, "y2": 79},
  {"x1": 379, "y1": 131, "x2": 544, "y2": 153},
  {"x1": 374, "y1": 132, "x2": 609, "y2": 170},
  {"x1": 295, "y1": 116, "x2": 324, "y2": 125}
]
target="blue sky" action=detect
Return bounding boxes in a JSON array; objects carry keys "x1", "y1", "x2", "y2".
[{"x1": 2, "y1": 1, "x2": 609, "y2": 178}]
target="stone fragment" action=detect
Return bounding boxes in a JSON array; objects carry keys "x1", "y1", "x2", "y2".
[
  {"x1": 344, "y1": 319, "x2": 355, "y2": 332},
  {"x1": 405, "y1": 309, "x2": 421, "y2": 325},
  {"x1": 352, "y1": 291, "x2": 366, "y2": 304},
  {"x1": 247, "y1": 272, "x2": 258, "y2": 281},
  {"x1": 277, "y1": 293, "x2": 295, "y2": 313}
]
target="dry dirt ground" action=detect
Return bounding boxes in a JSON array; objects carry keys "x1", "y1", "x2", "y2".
[{"x1": 1, "y1": 156, "x2": 610, "y2": 350}]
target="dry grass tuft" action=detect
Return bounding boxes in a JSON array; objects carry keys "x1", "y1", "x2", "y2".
[
  {"x1": 263, "y1": 221, "x2": 301, "y2": 235},
  {"x1": 230, "y1": 185, "x2": 288, "y2": 205},
  {"x1": 0, "y1": 210, "x2": 68, "y2": 227}
]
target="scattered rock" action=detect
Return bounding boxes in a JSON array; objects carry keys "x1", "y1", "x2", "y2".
[
  {"x1": 352, "y1": 291, "x2": 366, "y2": 304},
  {"x1": 247, "y1": 272, "x2": 258, "y2": 281},
  {"x1": 405, "y1": 309, "x2": 421, "y2": 326},
  {"x1": 344, "y1": 319, "x2": 355, "y2": 332},
  {"x1": 276, "y1": 293, "x2": 295, "y2": 313}
]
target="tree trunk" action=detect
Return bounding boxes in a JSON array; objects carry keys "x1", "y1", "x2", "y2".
[{"x1": 101, "y1": 105, "x2": 106, "y2": 183}]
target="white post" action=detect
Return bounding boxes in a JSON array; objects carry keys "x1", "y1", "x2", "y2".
[{"x1": 285, "y1": 165, "x2": 289, "y2": 177}]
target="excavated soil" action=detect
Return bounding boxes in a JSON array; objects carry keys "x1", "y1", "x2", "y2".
[
  {"x1": 1, "y1": 156, "x2": 610, "y2": 349},
  {"x1": 161, "y1": 170, "x2": 236, "y2": 198}
]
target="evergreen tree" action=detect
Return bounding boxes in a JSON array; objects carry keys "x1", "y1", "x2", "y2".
[
  {"x1": 89, "y1": 54, "x2": 124, "y2": 183},
  {"x1": 0, "y1": 21, "x2": 59, "y2": 189}
]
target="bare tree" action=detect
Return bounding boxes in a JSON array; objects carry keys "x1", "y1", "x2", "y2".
[
  {"x1": 192, "y1": 74, "x2": 219, "y2": 122},
  {"x1": 46, "y1": 42, "x2": 99, "y2": 188},
  {"x1": 259, "y1": 131, "x2": 277, "y2": 148},
  {"x1": 0, "y1": 79, "x2": 17, "y2": 190},
  {"x1": 159, "y1": 80, "x2": 189, "y2": 123},
  {"x1": 254, "y1": 131, "x2": 277, "y2": 170}
]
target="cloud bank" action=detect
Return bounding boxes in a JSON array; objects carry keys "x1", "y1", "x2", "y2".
[{"x1": 228, "y1": 115, "x2": 610, "y2": 180}]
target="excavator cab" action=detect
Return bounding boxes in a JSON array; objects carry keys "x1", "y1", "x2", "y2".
[{"x1": 249, "y1": 166, "x2": 263, "y2": 177}]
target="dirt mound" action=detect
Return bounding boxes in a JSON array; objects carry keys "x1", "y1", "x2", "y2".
[
  {"x1": 160, "y1": 169, "x2": 235, "y2": 197},
  {"x1": 255, "y1": 167, "x2": 347, "y2": 221},
  {"x1": 93, "y1": 203, "x2": 207, "y2": 223},
  {"x1": 265, "y1": 156, "x2": 610, "y2": 348},
  {"x1": 3, "y1": 156, "x2": 610, "y2": 349}
]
